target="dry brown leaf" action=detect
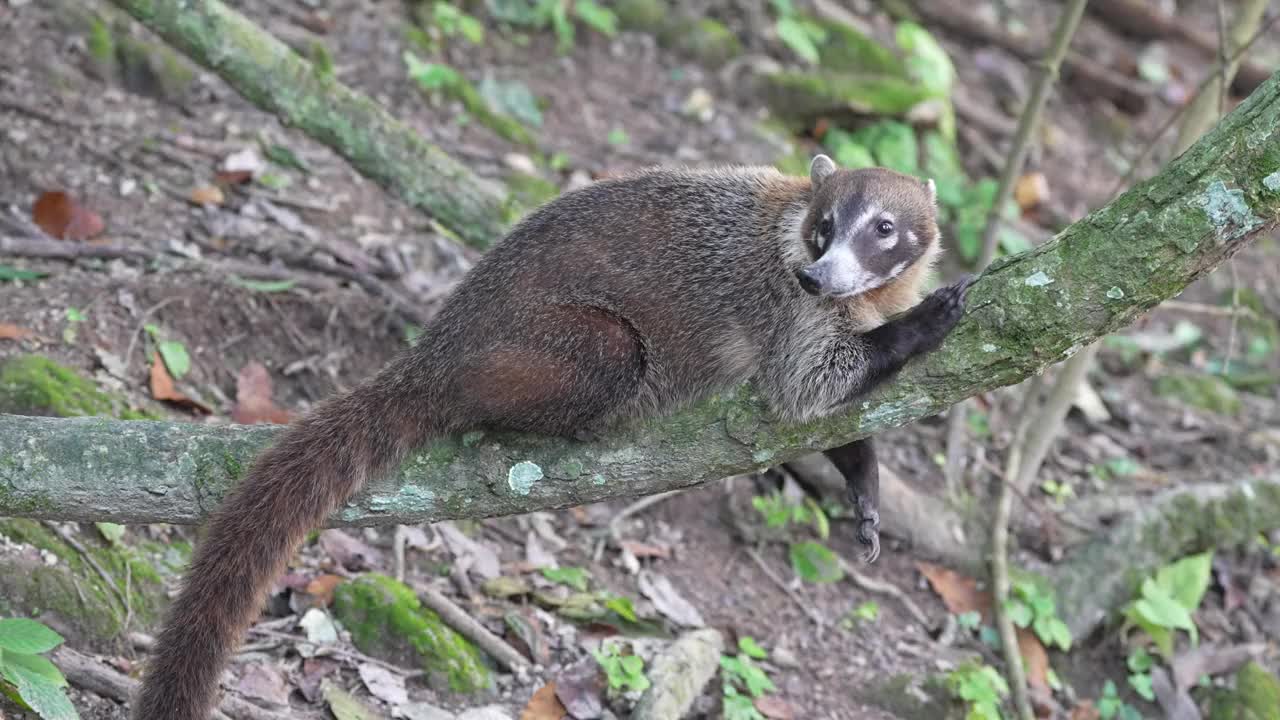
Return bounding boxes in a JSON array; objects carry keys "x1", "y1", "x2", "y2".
[
  {"x1": 521, "y1": 682, "x2": 567, "y2": 720},
  {"x1": 231, "y1": 362, "x2": 292, "y2": 425},
  {"x1": 916, "y1": 562, "x2": 990, "y2": 616},
  {"x1": 1014, "y1": 172, "x2": 1049, "y2": 210},
  {"x1": 755, "y1": 695, "x2": 796, "y2": 719},
  {"x1": 32, "y1": 190, "x2": 105, "y2": 241},
  {"x1": 620, "y1": 541, "x2": 672, "y2": 559},
  {"x1": 148, "y1": 352, "x2": 212, "y2": 414},
  {"x1": 302, "y1": 574, "x2": 344, "y2": 608},
  {"x1": 188, "y1": 185, "x2": 225, "y2": 206},
  {"x1": 1018, "y1": 627, "x2": 1050, "y2": 692},
  {"x1": 1069, "y1": 700, "x2": 1100, "y2": 720},
  {"x1": 0, "y1": 323, "x2": 34, "y2": 340}
]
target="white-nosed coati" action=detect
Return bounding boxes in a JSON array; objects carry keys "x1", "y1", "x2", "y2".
[{"x1": 132, "y1": 154, "x2": 971, "y2": 719}]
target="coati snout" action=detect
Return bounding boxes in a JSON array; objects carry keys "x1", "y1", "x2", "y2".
[{"x1": 798, "y1": 155, "x2": 940, "y2": 298}]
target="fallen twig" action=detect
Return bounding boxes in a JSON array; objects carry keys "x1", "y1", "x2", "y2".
[
  {"x1": 411, "y1": 582, "x2": 532, "y2": 673},
  {"x1": 50, "y1": 645, "x2": 299, "y2": 720},
  {"x1": 837, "y1": 558, "x2": 932, "y2": 630},
  {"x1": 745, "y1": 547, "x2": 825, "y2": 626}
]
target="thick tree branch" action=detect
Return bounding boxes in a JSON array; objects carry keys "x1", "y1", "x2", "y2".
[
  {"x1": 2, "y1": 72, "x2": 1279, "y2": 527},
  {"x1": 106, "y1": 0, "x2": 510, "y2": 249}
]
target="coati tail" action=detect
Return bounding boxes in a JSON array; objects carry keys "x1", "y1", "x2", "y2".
[{"x1": 132, "y1": 358, "x2": 432, "y2": 719}]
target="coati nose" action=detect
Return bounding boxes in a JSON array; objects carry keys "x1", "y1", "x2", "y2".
[{"x1": 795, "y1": 268, "x2": 821, "y2": 295}]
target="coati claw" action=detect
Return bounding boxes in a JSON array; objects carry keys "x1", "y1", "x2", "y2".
[{"x1": 854, "y1": 498, "x2": 881, "y2": 564}]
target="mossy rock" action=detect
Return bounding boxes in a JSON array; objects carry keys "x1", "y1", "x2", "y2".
[
  {"x1": 333, "y1": 574, "x2": 493, "y2": 694},
  {"x1": 614, "y1": 1, "x2": 741, "y2": 68},
  {"x1": 0, "y1": 519, "x2": 185, "y2": 651},
  {"x1": 1208, "y1": 662, "x2": 1280, "y2": 720},
  {"x1": 1154, "y1": 372, "x2": 1243, "y2": 415},
  {"x1": 667, "y1": 19, "x2": 741, "y2": 69},
  {"x1": 0, "y1": 354, "x2": 158, "y2": 419},
  {"x1": 756, "y1": 70, "x2": 936, "y2": 128}
]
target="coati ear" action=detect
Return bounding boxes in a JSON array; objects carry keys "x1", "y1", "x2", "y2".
[
  {"x1": 925, "y1": 178, "x2": 937, "y2": 206},
  {"x1": 809, "y1": 154, "x2": 837, "y2": 187}
]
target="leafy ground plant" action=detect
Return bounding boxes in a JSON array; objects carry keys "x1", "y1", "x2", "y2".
[
  {"x1": 720, "y1": 637, "x2": 777, "y2": 720},
  {"x1": 593, "y1": 643, "x2": 650, "y2": 694},
  {"x1": 750, "y1": 489, "x2": 843, "y2": 583},
  {"x1": 1121, "y1": 551, "x2": 1213, "y2": 659},
  {"x1": 1006, "y1": 577, "x2": 1072, "y2": 651},
  {"x1": 484, "y1": 0, "x2": 617, "y2": 54},
  {"x1": 0, "y1": 618, "x2": 78, "y2": 720},
  {"x1": 946, "y1": 661, "x2": 1010, "y2": 720}
]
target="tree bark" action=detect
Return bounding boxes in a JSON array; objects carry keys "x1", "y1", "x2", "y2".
[
  {"x1": 2, "y1": 71, "x2": 1279, "y2": 527},
  {"x1": 106, "y1": 0, "x2": 510, "y2": 250}
]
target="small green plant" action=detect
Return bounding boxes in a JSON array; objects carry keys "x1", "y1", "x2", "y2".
[
  {"x1": 606, "y1": 127, "x2": 630, "y2": 146},
  {"x1": 145, "y1": 324, "x2": 191, "y2": 379},
  {"x1": 540, "y1": 566, "x2": 591, "y2": 592},
  {"x1": 1097, "y1": 679, "x2": 1144, "y2": 720},
  {"x1": 62, "y1": 306, "x2": 85, "y2": 344},
  {"x1": 945, "y1": 662, "x2": 1009, "y2": 720},
  {"x1": 1006, "y1": 578, "x2": 1072, "y2": 651},
  {"x1": 1121, "y1": 551, "x2": 1213, "y2": 659},
  {"x1": 841, "y1": 600, "x2": 880, "y2": 629},
  {"x1": 428, "y1": 1, "x2": 485, "y2": 45},
  {"x1": 593, "y1": 643, "x2": 649, "y2": 693},
  {"x1": 721, "y1": 637, "x2": 776, "y2": 720},
  {"x1": 1125, "y1": 646, "x2": 1156, "y2": 702},
  {"x1": 768, "y1": 0, "x2": 826, "y2": 65},
  {"x1": 1090, "y1": 456, "x2": 1141, "y2": 484},
  {"x1": 484, "y1": 0, "x2": 617, "y2": 53},
  {"x1": 0, "y1": 618, "x2": 78, "y2": 719},
  {"x1": 1039, "y1": 478, "x2": 1075, "y2": 505},
  {"x1": 751, "y1": 490, "x2": 829, "y2": 538}
]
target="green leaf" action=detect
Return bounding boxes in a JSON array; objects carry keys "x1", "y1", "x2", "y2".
[
  {"x1": 0, "y1": 265, "x2": 48, "y2": 282},
  {"x1": 94, "y1": 522, "x2": 125, "y2": 545},
  {"x1": 64, "y1": 308, "x2": 85, "y2": 323},
  {"x1": 1006, "y1": 600, "x2": 1033, "y2": 628},
  {"x1": 607, "y1": 127, "x2": 629, "y2": 146},
  {"x1": 738, "y1": 636, "x2": 768, "y2": 659},
  {"x1": 404, "y1": 52, "x2": 462, "y2": 90},
  {"x1": 822, "y1": 128, "x2": 875, "y2": 169},
  {"x1": 4, "y1": 652, "x2": 67, "y2": 688},
  {"x1": 1044, "y1": 617, "x2": 1072, "y2": 651},
  {"x1": 228, "y1": 276, "x2": 299, "y2": 293},
  {"x1": 865, "y1": 121, "x2": 919, "y2": 177},
  {"x1": 722, "y1": 692, "x2": 765, "y2": 720},
  {"x1": 157, "y1": 340, "x2": 190, "y2": 379},
  {"x1": 0, "y1": 619, "x2": 64, "y2": 655},
  {"x1": 956, "y1": 611, "x2": 981, "y2": 630},
  {"x1": 1154, "y1": 551, "x2": 1213, "y2": 613},
  {"x1": 7, "y1": 661, "x2": 78, "y2": 720},
  {"x1": 573, "y1": 0, "x2": 618, "y2": 36},
  {"x1": 540, "y1": 566, "x2": 590, "y2": 591},
  {"x1": 1128, "y1": 672, "x2": 1155, "y2": 702},
  {"x1": 894, "y1": 21, "x2": 955, "y2": 97},
  {"x1": 922, "y1": 131, "x2": 970, "y2": 208},
  {"x1": 788, "y1": 541, "x2": 843, "y2": 583},
  {"x1": 1127, "y1": 647, "x2": 1153, "y2": 673},
  {"x1": 484, "y1": 0, "x2": 545, "y2": 26},
  {"x1": 478, "y1": 76, "x2": 543, "y2": 128},
  {"x1": 852, "y1": 601, "x2": 879, "y2": 622},
  {"x1": 604, "y1": 596, "x2": 637, "y2": 622},
  {"x1": 776, "y1": 17, "x2": 820, "y2": 64}
]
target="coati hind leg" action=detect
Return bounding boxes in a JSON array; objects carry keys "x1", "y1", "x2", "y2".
[
  {"x1": 822, "y1": 438, "x2": 880, "y2": 564},
  {"x1": 448, "y1": 303, "x2": 646, "y2": 438}
]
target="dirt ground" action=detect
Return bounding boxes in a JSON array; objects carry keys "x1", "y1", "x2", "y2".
[{"x1": 1, "y1": 0, "x2": 1279, "y2": 719}]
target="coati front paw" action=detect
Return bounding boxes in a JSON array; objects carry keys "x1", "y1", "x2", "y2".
[{"x1": 907, "y1": 274, "x2": 975, "y2": 355}]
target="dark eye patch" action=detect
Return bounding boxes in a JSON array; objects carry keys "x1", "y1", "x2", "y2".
[{"x1": 876, "y1": 220, "x2": 894, "y2": 237}]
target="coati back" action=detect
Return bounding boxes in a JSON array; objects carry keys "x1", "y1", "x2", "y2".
[{"x1": 133, "y1": 155, "x2": 968, "y2": 719}]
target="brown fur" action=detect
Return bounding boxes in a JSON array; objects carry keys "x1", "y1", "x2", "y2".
[{"x1": 132, "y1": 158, "x2": 959, "y2": 719}]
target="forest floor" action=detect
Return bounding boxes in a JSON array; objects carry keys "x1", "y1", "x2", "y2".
[{"x1": 1, "y1": 1, "x2": 1279, "y2": 719}]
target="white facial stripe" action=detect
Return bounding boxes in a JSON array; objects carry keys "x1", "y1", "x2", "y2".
[
  {"x1": 890, "y1": 260, "x2": 908, "y2": 278},
  {"x1": 877, "y1": 231, "x2": 899, "y2": 251},
  {"x1": 849, "y1": 205, "x2": 878, "y2": 237},
  {"x1": 906, "y1": 229, "x2": 918, "y2": 246},
  {"x1": 820, "y1": 246, "x2": 878, "y2": 295}
]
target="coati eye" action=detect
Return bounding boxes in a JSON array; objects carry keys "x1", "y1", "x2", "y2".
[
  {"x1": 818, "y1": 216, "x2": 834, "y2": 239},
  {"x1": 875, "y1": 220, "x2": 895, "y2": 237}
]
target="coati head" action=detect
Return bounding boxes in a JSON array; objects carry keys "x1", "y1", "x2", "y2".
[{"x1": 795, "y1": 154, "x2": 940, "y2": 298}]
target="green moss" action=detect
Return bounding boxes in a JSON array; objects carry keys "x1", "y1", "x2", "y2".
[
  {"x1": 0, "y1": 355, "x2": 113, "y2": 417},
  {"x1": 0, "y1": 519, "x2": 172, "y2": 649},
  {"x1": 813, "y1": 16, "x2": 901, "y2": 75},
  {"x1": 504, "y1": 171, "x2": 560, "y2": 214},
  {"x1": 332, "y1": 574, "x2": 493, "y2": 694},
  {"x1": 1208, "y1": 662, "x2": 1280, "y2": 720},
  {"x1": 1154, "y1": 373, "x2": 1243, "y2": 415},
  {"x1": 614, "y1": 0, "x2": 665, "y2": 33},
  {"x1": 670, "y1": 19, "x2": 741, "y2": 68},
  {"x1": 757, "y1": 71, "x2": 935, "y2": 127}
]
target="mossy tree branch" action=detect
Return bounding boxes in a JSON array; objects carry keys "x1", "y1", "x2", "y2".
[
  {"x1": 2, "y1": 72, "x2": 1280, "y2": 527},
  {"x1": 106, "y1": 0, "x2": 510, "y2": 249}
]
